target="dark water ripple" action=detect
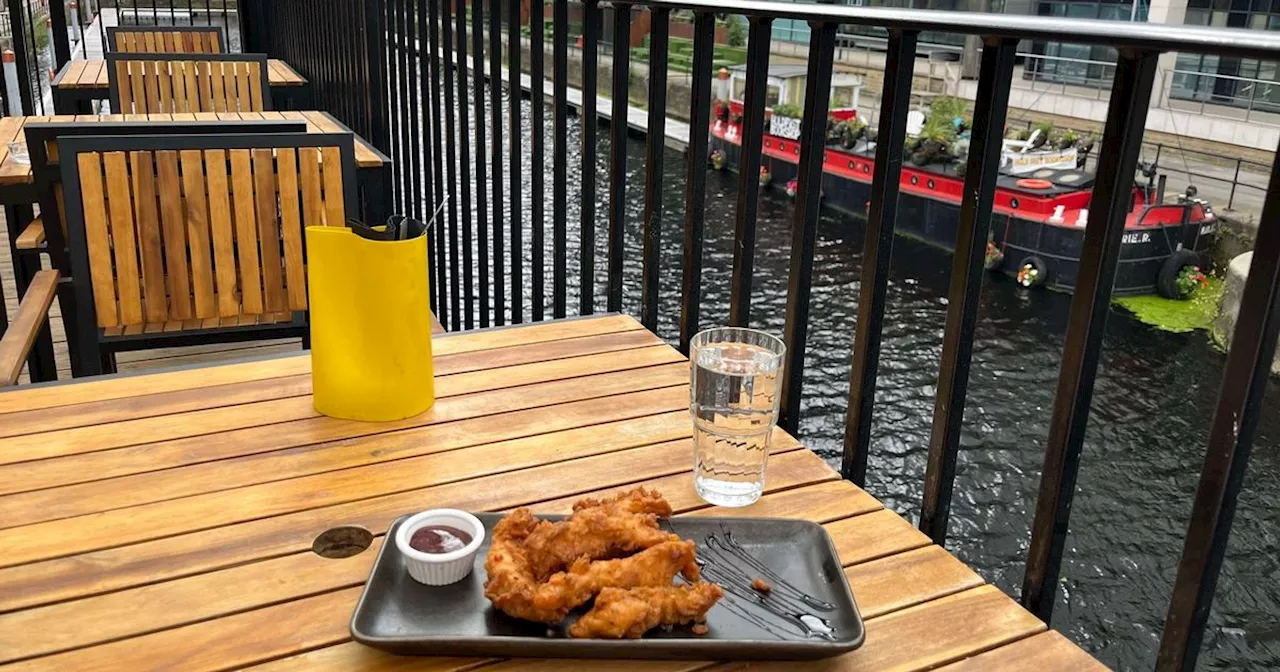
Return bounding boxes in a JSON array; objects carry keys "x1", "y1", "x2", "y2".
[{"x1": 420, "y1": 84, "x2": 1280, "y2": 670}]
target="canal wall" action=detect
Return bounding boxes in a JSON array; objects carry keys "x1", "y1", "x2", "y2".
[{"x1": 1213, "y1": 252, "x2": 1280, "y2": 376}]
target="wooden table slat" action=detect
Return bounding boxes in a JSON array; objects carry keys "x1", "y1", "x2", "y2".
[
  {"x1": 935, "y1": 631, "x2": 1110, "y2": 671},
  {"x1": 0, "y1": 314, "x2": 642, "y2": 414},
  {"x1": 0, "y1": 327, "x2": 662, "y2": 440},
  {"x1": 0, "y1": 315, "x2": 1100, "y2": 671},
  {"x1": 0, "y1": 340, "x2": 677, "y2": 464}
]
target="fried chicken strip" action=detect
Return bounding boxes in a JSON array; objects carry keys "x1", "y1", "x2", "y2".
[
  {"x1": 482, "y1": 508, "x2": 573, "y2": 623},
  {"x1": 531, "y1": 540, "x2": 701, "y2": 614},
  {"x1": 567, "y1": 582, "x2": 725, "y2": 639},
  {"x1": 571, "y1": 487, "x2": 674, "y2": 518},
  {"x1": 523, "y1": 508, "x2": 679, "y2": 579}
]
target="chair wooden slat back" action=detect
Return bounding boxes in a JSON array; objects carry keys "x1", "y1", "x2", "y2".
[
  {"x1": 22, "y1": 119, "x2": 309, "y2": 277},
  {"x1": 59, "y1": 133, "x2": 356, "y2": 331},
  {"x1": 107, "y1": 26, "x2": 226, "y2": 54},
  {"x1": 106, "y1": 53, "x2": 271, "y2": 114}
]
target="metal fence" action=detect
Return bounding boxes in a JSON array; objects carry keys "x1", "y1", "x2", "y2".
[
  {"x1": 239, "y1": 1, "x2": 1279, "y2": 668},
  {"x1": 0, "y1": 0, "x2": 242, "y2": 116}
]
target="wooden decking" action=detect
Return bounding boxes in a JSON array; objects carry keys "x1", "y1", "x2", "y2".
[{"x1": 2, "y1": 212, "x2": 302, "y2": 385}]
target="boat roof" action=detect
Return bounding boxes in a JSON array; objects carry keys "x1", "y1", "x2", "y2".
[
  {"x1": 729, "y1": 63, "x2": 810, "y2": 79},
  {"x1": 728, "y1": 63, "x2": 864, "y2": 85}
]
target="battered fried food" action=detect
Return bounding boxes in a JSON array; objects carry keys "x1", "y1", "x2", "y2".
[
  {"x1": 482, "y1": 490, "x2": 722, "y2": 638},
  {"x1": 522, "y1": 507, "x2": 679, "y2": 579},
  {"x1": 567, "y1": 582, "x2": 725, "y2": 639},
  {"x1": 571, "y1": 487, "x2": 674, "y2": 518},
  {"x1": 482, "y1": 508, "x2": 573, "y2": 623},
  {"x1": 531, "y1": 540, "x2": 701, "y2": 613}
]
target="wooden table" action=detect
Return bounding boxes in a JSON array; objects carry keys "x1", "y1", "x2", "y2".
[
  {"x1": 52, "y1": 58, "x2": 309, "y2": 113},
  {"x1": 0, "y1": 315, "x2": 1104, "y2": 671},
  {"x1": 0, "y1": 111, "x2": 388, "y2": 186}
]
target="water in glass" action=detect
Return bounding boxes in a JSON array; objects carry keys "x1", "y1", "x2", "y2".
[{"x1": 690, "y1": 328, "x2": 785, "y2": 507}]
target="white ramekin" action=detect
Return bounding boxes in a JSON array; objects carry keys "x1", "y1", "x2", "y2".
[{"x1": 394, "y1": 509, "x2": 485, "y2": 586}]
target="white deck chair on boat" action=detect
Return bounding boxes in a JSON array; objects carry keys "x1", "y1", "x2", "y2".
[{"x1": 906, "y1": 110, "x2": 925, "y2": 136}]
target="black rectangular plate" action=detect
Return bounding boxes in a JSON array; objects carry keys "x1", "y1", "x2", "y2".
[{"x1": 350, "y1": 513, "x2": 864, "y2": 660}]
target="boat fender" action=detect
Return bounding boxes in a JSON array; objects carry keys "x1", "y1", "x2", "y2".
[
  {"x1": 1049, "y1": 205, "x2": 1065, "y2": 224},
  {"x1": 1016, "y1": 256, "x2": 1048, "y2": 289},
  {"x1": 1076, "y1": 209, "x2": 1088, "y2": 227},
  {"x1": 1156, "y1": 249, "x2": 1204, "y2": 300},
  {"x1": 1015, "y1": 178, "x2": 1054, "y2": 190}
]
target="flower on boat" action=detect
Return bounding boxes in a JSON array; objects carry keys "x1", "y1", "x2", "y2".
[
  {"x1": 984, "y1": 242, "x2": 1004, "y2": 270},
  {"x1": 1016, "y1": 263, "x2": 1040, "y2": 288},
  {"x1": 785, "y1": 178, "x2": 799, "y2": 199},
  {"x1": 710, "y1": 149, "x2": 726, "y2": 171},
  {"x1": 1174, "y1": 265, "x2": 1209, "y2": 298},
  {"x1": 759, "y1": 166, "x2": 772, "y2": 187}
]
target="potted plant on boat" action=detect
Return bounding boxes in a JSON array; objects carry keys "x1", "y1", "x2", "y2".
[
  {"x1": 842, "y1": 118, "x2": 867, "y2": 149},
  {"x1": 910, "y1": 116, "x2": 957, "y2": 166},
  {"x1": 828, "y1": 119, "x2": 848, "y2": 146}
]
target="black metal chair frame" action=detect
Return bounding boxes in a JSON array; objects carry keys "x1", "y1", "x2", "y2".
[
  {"x1": 58, "y1": 132, "x2": 357, "y2": 377},
  {"x1": 104, "y1": 25, "x2": 229, "y2": 53},
  {"x1": 105, "y1": 52, "x2": 275, "y2": 113},
  {"x1": 21, "y1": 119, "x2": 308, "y2": 378}
]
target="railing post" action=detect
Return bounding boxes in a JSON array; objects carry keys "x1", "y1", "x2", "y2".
[
  {"x1": 1155, "y1": 137, "x2": 1280, "y2": 672},
  {"x1": 531, "y1": 0, "x2": 546, "y2": 322},
  {"x1": 5, "y1": 0, "x2": 35, "y2": 115},
  {"x1": 640, "y1": 7, "x2": 670, "y2": 333},
  {"x1": 1021, "y1": 48, "x2": 1159, "y2": 623},
  {"x1": 579, "y1": 0, "x2": 601, "y2": 316},
  {"x1": 552, "y1": 0, "x2": 569, "y2": 319},
  {"x1": 777, "y1": 18, "x2": 837, "y2": 434},
  {"x1": 48, "y1": 0, "x2": 72, "y2": 68},
  {"x1": 509, "y1": 0, "x2": 525, "y2": 324},
  {"x1": 842, "y1": 29, "x2": 919, "y2": 485},
  {"x1": 727, "y1": 16, "x2": 773, "y2": 327},
  {"x1": 606, "y1": 2, "x2": 632, "y2": 314},
  {"x1": 456, "y1": 0, "x2": 475, "y2": 330},
  {"x1": 489, "y1": 0, "x2": 505, "y2": 324},
  {"x1": 679, "y1": 11, "x2": 715, "y2": 354},
  {"x1": 474, "y1": 0, "x2": 492, "y2": 327},
  {"x1": 440, "y1": 0, "x2": 461, "y2": 329},
  {"x1": 918, "y1": 37, "x2": 1017, "y2": 545}
]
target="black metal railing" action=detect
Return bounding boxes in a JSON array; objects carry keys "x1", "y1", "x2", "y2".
[
  {"x1": 235, "y1": 1, "x2": 1280, "y2": 668},
  {"x1": 0, "y1": 1, "x2": 244, "y2": 117}
]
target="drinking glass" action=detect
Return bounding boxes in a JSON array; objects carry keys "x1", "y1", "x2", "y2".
[{"x1": 689, "y1": 327, "x2": 786, "y2": 507}]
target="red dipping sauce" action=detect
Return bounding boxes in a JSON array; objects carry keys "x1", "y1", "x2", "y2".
[{"x1": 409, "y1": 525, "x2": 473, "y2": 554}]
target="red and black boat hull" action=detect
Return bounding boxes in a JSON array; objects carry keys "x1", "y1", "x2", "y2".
[{"x1": 710, "y1": 125, "x2": 1216, "y2": 296}]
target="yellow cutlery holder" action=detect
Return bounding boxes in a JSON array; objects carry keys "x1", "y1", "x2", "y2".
[{"x1": 306, "y1": 226, "x2": 435, "y2": 421}]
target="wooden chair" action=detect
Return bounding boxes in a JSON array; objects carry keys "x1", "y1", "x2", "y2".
[
  {"x1": 106, "y1": 26, "x2": 227, "y2": 54},
  {"x1": 15, "y1": 119, "x2": 310, "y2": 378},
  {"x1": 0, "y1": 270, "x2": 59, "y2": 386},
  {"x1": 106, "y1": 53, "x2": 272, "y2": 114},
  {"x1": 59, "y1": 132, "x2": 357, "y2": 376}
]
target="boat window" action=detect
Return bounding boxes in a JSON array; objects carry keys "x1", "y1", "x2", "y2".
[
  {"x1": 766, "y1": 84, "x2": 782, "y2": 107},
  {"x1": 831, "y1": 86, "x2": 855, "y2": 108}
]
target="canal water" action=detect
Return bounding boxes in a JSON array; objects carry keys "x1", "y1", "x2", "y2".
[{"x1": 439, "y1": 86, "x2": 1279, "y2": 670}]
